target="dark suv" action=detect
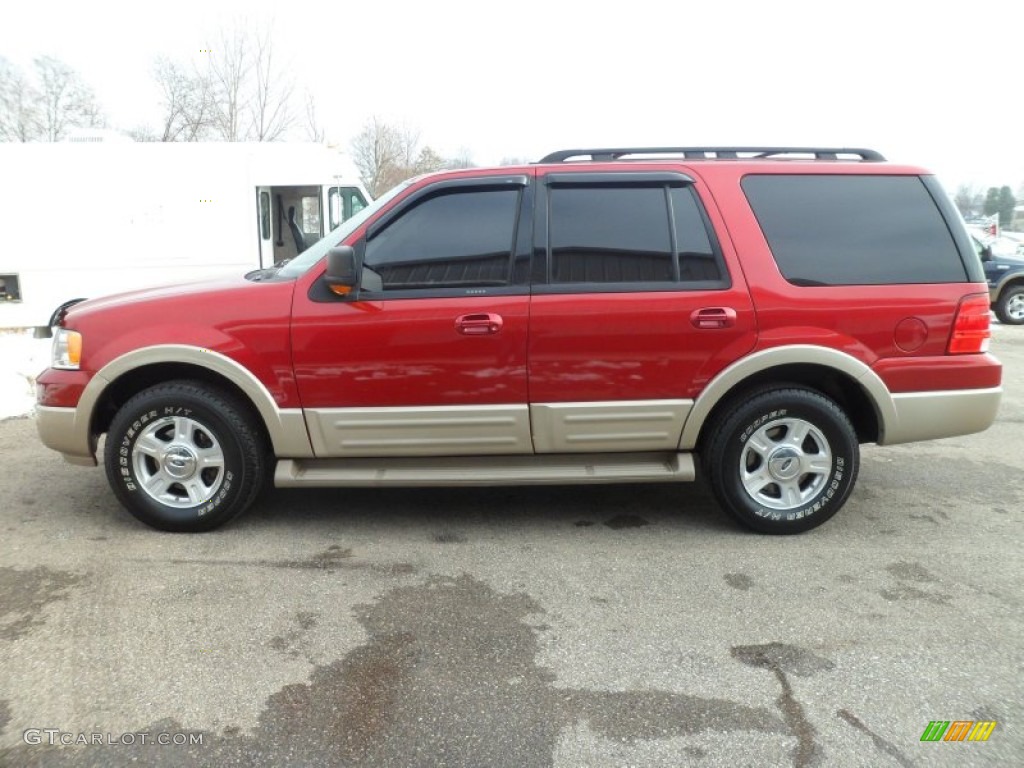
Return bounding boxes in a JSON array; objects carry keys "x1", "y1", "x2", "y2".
[
  {"x1": 976, "y1": 237, "x2": 1024, "y2": 324},
  {"x1": 36, "y1": 147, "x2": 1001, "y2": 534}
]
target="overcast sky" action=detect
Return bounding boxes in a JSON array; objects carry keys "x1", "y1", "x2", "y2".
[{"x1": 2, "y1": 0, "x2": 1022, "y2": 192}]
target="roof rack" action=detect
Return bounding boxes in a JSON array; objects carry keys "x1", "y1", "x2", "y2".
[{"x1": 539, "y1": 147, "x2": 886, "y2": 163}]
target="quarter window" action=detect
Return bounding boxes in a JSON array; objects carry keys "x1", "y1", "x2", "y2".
[
  {"x1": 742, "y1": 175, "x2": 967, "y2": 285},
  {"x1": 363, "y1": 188, "x2": 519, "y2": 291},
  {"x1": 671, "y1": 187, "x2": 721, "y2": 282}
]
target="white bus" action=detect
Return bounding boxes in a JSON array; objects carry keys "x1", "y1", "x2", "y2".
[{"x1": 0, "y1": 141, "x2": 370, "y2": 333}]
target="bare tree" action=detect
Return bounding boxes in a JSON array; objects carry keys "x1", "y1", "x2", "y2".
[
  {"x1": 0, "y1": 57, "x2": 42, "y2": 141},
  {"x1": 414, "y1": 146, "x2": 447, "y2": 174},
  {"x1": 149, "y1": 22, "x2": 300, "y2": 142},
  {"x1": 126, "y1": 125, "x2": 160, "y2": 142},
  {"x1": 248, "y1": 28, "x2": 294, "y2": 141},
  {"x1": 303, "y1": 91, "x2": 324, "y2": 143},
  {"x1": 34, "y1": 56, "x2": 104, "y2": 141},
  {"x1": 207, "y1": 27, "x2": 250, "y2": 141},
  {"x1": 1, "y1": 56, "x2": 102, "y2": 142},
  {"x1": 500, "y1": 156, "x2": 532, "y2": 166},
  {"x1": 351, "y1": 117, "x2": 403, "y2": 196},
  {"x1": 954, "y1": 184, "x2": 977, "y2": 217},
  {"x1": 153, "y1": 56, "x2": 215, "y2": 142},
  {"x1": 396, "y1": 123, "x2": 421, "y2": 170},
  {"x1": 352, "y1": 117, "x2": 480, "y2": 195},
  {"x1": 447, "y1": 147, "x2": 476, "y2": 169}
]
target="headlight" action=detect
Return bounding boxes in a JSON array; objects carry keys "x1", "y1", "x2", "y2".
[{"x1": 52, "y1": 329, "x2": 83, "y2": 370}]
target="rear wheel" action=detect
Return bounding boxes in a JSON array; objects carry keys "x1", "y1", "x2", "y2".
[
  {"x1": 703, "y1": 387, "x2": 859, "y2": 534},
  {"x1": 995, "y1": 285, "x2": 1024, "y2": 325},
  {"x1": 104, "y1": 381, "x2": 266, "y2": 532}
]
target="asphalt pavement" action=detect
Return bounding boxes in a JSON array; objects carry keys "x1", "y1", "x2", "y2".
[{"x1": 1, "y1": 327, "x2": 1022, "y2": 767}]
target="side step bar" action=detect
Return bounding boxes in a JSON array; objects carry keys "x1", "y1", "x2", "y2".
[{"x1": 275, "y1": 452, "x2": 696, "y2": 488}]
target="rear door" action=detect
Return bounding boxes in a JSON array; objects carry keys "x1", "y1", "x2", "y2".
[{"x1": 527, "y1": 170, "x2": 756, "y2": 452}]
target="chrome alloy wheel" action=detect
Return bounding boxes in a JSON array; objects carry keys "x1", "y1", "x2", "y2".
[
  {"x1": 131, "y1": 416, "x2": 225, "y2": 508},
  {"x1": 740, "y1": 417, "x2": 833, "y2": 511},
  {"x1": 1006, "y1": 292, "x2": 1024, "y2": 322}
]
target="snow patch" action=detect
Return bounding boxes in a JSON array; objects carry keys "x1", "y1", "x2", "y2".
[{"x1": 0, "y1": 330, "x2": 52, "y2": 419}]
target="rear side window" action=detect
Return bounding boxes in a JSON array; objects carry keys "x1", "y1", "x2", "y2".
[
  {"x1": 742, "y1": 175, "x2": 968, "y2": 285},
  {"x1": 549, "y1": 186, "x2": 673, "y2": 283},
  {"x1": 547, "y1": 184, "x2": 724, "y2": 288}
]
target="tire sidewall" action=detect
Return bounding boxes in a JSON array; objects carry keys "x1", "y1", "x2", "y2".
[
  {"x1": 106, "y1": 389, "x2": 249, "y2": 531},
  {"x1": 714, "y1": 393, "x2": 858, "y2": 533},
  {"x1": 997, "y1": 286, "x2": 1024, "y2": 325}
]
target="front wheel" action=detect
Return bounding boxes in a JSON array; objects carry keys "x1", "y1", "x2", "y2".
[
  {"x1": 995, "y1": 285, "x2": 1024, "y2": 325},
  {"x1": 703, "y1": 387, "x2": 860, "y2": 534},
  {"x1": 104, "y1": 381, "x2": 267, "y2": 532}
]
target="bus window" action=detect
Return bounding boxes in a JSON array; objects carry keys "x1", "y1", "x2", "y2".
[
  {"x1": 329, "y1": 187, "x2": 369, "y2": 229},
  {"x1": 259, "y1": 191, "x2": 271, "y2": 239},
  {"x1": 301, "y1": 196, "x2": 321, "y2": 237}
]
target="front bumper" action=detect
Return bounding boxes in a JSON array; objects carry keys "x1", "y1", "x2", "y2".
[{"x1": 36, "y1": 405, "x2": 96, "y2": 466}]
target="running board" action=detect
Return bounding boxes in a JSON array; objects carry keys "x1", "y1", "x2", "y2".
[{"x1": 275, "y1": 452, "x2": 695, "y2": 488}]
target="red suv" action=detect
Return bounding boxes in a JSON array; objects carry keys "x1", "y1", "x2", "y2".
[{"x1": 36, "y1": 147, "x2": 1002, "y2": 533}]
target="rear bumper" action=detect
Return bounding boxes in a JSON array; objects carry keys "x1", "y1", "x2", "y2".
[
  {"x1": 36, "y1": 405, "x2": 96, "y2": 466},
  {"x1": 881, "y1": 387, "x2": 1002, "y2": 445},
  {"x1": 873, "y1": 353, "x2": 1002, "y2": 393}
]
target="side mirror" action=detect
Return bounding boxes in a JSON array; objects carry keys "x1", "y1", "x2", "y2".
[
  {"x1": 980, "y1": 244, "x2": 993, "y2": 262},
  {"x1": 325, "y1": 246, "x2": 358, "y2": 296}
]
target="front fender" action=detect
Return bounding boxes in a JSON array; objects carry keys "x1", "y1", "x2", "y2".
[{"x1": 80, "y1": 345, "x2": 313, "y2": 459}]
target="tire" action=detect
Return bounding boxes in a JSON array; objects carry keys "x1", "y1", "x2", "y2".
[
  {"x1": 103, "y1": 381, "x2": 267, "y2": 532},
  {"x1": 995, "y1": 285, "x2": 1024, "y2": 325},
  {"x1": 703, "y1": 387, "x2": 860, "y2": 534}
]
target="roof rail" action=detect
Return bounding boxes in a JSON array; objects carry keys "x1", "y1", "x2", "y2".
[{"x1": 538, "y1": 147, "x2": 886, "y2": 163}]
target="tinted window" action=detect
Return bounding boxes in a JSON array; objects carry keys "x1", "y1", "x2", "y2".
[
  {"x1": 743, "y1": 175, "x2": 967, "y2": 285},
  {"x1": 671, "y1": 187, "x2": 721, "y2": 282},
  {"x1": 549, "y1": 186, "x2": 673, "y2": 283},
  {"x1": 547, "y1": 185, "x2": 725, "y2": 287},
  {"x1": 364, "y1": 188, "x2": 519, "y2": 290}
]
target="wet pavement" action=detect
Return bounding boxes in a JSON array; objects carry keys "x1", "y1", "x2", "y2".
[{"x1": 1, "y1": 326, "x2": 1022, "y2": 766}]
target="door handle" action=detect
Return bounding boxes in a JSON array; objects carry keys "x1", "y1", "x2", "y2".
[
  {"x1": 455, "y1": 313, "x2": 504, "y2": 335},
  {"x1": 690, "y1": 307, "x2": 737, "y2": 329}
]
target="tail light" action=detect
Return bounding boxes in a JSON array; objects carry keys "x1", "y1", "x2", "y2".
[{"x1": 947, "y1": 294, "x2": 991, "y2": 354}]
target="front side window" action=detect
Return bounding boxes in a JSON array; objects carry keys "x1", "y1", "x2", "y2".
[
  {"x1": 363, "y1": 188, "x2": 519, "y2": 291},
  {"x1": 743, "y1": 175, "x2": 968, "y2": 285},
  {"x1": 546, "y1": 184, "x2": 724, "y2": 288}
]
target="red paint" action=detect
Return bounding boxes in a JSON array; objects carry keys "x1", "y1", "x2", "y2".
[
  {"x1": 290, "y1": 295, "x2": 529, "y2": 407},
  {"x1": 39, "y1": 157, "x2": 1000, "y2": 423}
]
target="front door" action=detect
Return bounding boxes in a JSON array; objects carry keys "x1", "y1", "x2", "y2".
[{"x1": 290, "y1": 174, "x2": 535, "y2": 457}]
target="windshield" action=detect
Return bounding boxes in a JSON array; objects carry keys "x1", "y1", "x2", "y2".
[{"x1": 277, "y1": 181, "x2": 412, "y2": 279}]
